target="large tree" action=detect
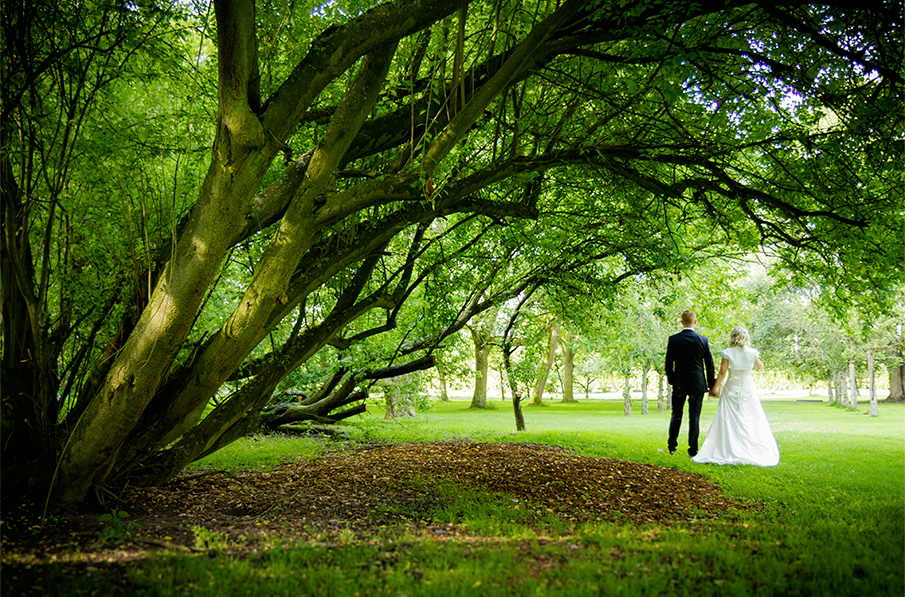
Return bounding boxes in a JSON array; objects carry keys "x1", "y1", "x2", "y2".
[{"x1": 2, "y1": 0, "x2": 901, "y2": 507}]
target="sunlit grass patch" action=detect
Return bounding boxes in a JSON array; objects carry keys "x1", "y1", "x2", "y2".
[{"x1": 191, "y1": 432, "x2": 328, "y2": 471}]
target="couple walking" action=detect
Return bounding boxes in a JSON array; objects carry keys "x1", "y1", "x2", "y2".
[{"x1": 665, "y1": 310, "x2": 779, "y2": 466}]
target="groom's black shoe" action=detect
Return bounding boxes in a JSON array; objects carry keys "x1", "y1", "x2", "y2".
[
  {"x1": 688, "y1": 449, "x2": 697, "y2": 457},
  {"x1": 668, "y1": 448, "x2": 676, "y2": 455}
]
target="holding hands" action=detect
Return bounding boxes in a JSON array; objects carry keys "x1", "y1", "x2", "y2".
[{"x1": 709, "y1": 357, "x2": 729, "y2": 398}]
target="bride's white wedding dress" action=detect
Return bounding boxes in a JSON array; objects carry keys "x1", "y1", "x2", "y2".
[{"x1": 693, "y1": 346, "x2": 779, "y2": 466}]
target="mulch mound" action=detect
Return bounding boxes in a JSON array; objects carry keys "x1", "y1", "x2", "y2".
[{"x1": 2, "y1": 441, "x2": 759, "y2": 564}]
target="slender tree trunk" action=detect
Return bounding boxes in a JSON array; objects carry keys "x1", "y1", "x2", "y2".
[
  {"x1": 641, "y1": 358, "x2": 650, "y2": 415},
  {"x1": 827, "y1": 369, "x2": 834, "y2": 404},
  {"x1": 561, "y1": 330, "x2": 575, "y2": 402},
  {"x1": 497, "y1": 362, "x2": 507, "y2": 401},
  {"x1": 849, "y1": 361, "x2": 858, "y2": 410},
  {"x1": 530, "y1": 320, "x2": 560, "y2": 404},
  {"x1": 832, "y1": 371, "x2": 838, "y2": 405},
  {"x1": 502, "y1": 341, "x2": 524, "y2": 430},
  {"x1": 623, "y1": 357, "x2": 632, "y2": 417},
  {"x1": 838, "y1": 370, "x2": 848, "y2": 408},
  {"x1": 657, "y1": 372, "x2": 665, "y2": 413},
  {"x1": 868, "y1": 351, "x2": 879, "y2": 416}
]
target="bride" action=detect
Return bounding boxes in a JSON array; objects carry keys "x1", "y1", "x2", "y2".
[{"x1": 693, "y1": 327, "x2": 780, "y2": 466}]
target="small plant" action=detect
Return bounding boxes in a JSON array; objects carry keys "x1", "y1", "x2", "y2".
[
  {"x1": 335, "y1": 526, "x2": 357, "y2": 545},
  {"x1": 192, "y1": 525, "x2": 231, "y2": 551},
  {"x1": 92, "y1": 510, "x2": 138, "y2": 546}
]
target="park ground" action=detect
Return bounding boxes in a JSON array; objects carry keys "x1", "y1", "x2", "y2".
[{"x1": 2, "y1": 396, "x2": 903, "y2": 596}]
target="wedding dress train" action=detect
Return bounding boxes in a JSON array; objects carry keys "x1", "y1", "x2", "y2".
[{"x1": 693, "y1": 346, "x2": 779, "y2": 467}]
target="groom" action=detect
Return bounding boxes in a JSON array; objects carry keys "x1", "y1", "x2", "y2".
[{"x1": 665, "y1": 310, "x2": 716, "y2": 456}]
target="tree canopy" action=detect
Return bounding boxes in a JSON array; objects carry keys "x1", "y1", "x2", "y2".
[{"x1": 2, "y1": 0, "x2": 902, "y2": 507}]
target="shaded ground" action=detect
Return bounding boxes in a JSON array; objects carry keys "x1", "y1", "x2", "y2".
[{"x1": 2, "y1": 441, "x2": 760, "y2": 567}]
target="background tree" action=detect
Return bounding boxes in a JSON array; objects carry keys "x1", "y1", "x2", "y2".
[
  {"x1": 468, "y1": 320, "x2": 494, "y2": 409},
  {"x1": 529, "y1": 317, "x2": 560, "y2": 405},
  {"x1": 559, "y1": 329, "x2": 577, "y2": 403}
]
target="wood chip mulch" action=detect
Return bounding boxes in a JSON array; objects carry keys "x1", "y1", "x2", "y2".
[{"x1": 2, "y1": 441, "x2": 760, "y2": 565}]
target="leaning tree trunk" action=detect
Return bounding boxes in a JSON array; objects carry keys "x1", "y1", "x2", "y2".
[
  {"x1": 49, "y1": 0, "x2": 415, "y2": 506},
  {"x1": 530, "y1": 320, "x2": 560, "y2": 405},
  {"x1": 260, "y1": 356, "x2": 436, "y2": 428},
  {"x1": 129, "y1": 253, "x2": 399, "y2": 487}
]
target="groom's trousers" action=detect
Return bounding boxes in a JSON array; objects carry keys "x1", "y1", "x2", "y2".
[{"x1": 668, "y1": 390, "x2": 704, "y2": 455}]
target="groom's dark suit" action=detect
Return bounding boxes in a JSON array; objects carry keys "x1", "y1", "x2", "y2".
[{"x1": 665, "y1": 328, "x2": 716, "y2": 456}]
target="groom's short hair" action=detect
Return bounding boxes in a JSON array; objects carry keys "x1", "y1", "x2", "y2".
[{"x1": 681, "y1": 310, "x2": 696, "y2": 326}]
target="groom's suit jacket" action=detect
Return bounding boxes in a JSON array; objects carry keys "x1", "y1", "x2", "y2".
[{"x1": 665, "y1": 328, "x2": 716, "y2": 395}]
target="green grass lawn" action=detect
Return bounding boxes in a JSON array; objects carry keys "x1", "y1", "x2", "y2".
[
  {"x1": 6, "y1": 397, "x2": 903, "y2": 596},
  {"x1": 192, "y1": 397, "x2": 905, "y2": 596}
]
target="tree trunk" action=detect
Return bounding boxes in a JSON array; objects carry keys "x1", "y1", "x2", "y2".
[
  {"x1": 623, "y1": 362, "x2": 632, "y2": 417},
  {"x1": 657, "y1": 372, "x2": 665, "y2": 413},
  {"x1": 831, "y1": 371, "x2": 838, "y2": 405},
  {"x1": 868, "y1": 351, "x2": 879, "y2": 416},
  {"x1": 501, "y1": 314, "x2": 526, "y2": 431},
  {"x1": 561, "y1": 330, "x2": 576, "y2": 402},
  {"x1": 504, "y1": 349, "x2": 525, "y2": 431},
  {"x1": 437, "y1": 365, "x2": 449, "y2": 402},
  {"x1": 384, "y1": 386, "x2": 416, "y2": 419},
  {"x1": 887, "y1": 344, "x2": 904, "y2": 402},
  {"x1": 262, "y1": 393, "x2": 368, "y2": 428},
  {"x1": 513, "y1": 392, "x2": 526, "y2": 431},
  {"x1": 641, "y1": 358, "x2": 650, "y2": 415},
  {"x1": 849, "y1": 361, "x2": 858, "y2": 410},
  {"x1": 530, "y1": 320, "x2": 560, "y2": 405},
  {"x1": 469, "y1": 325, "x2": 491, "y2": 409},
  {"x1": 49, "y1": 1, "x2": 413, "y2": 506},
  {"x1": 827, "y1": 369, "x2": 834, "y2": 404},
  {"x1": 838, "y1": 370, "x2": 848, "y2": 408},
  {"x1": 889, "y1": 365, "x2": 905, "y2": 402}
]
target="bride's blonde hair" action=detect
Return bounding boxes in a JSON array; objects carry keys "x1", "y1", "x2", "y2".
[{"x1": 728, "y1": 326, "x2": 751, "y2": 348}]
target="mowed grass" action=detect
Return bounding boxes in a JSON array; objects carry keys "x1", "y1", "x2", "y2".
[
  {"x1": 12, "y1": 397, "x2": 904, "y2": 596},
  {"x1": 190, "y1": 397, "x2": 904, "y2": 595}
]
